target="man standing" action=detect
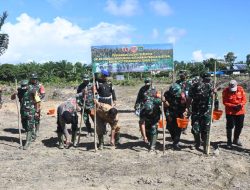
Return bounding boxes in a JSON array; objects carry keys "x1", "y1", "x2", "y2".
[
  {"x1": 175, "y1": 71, "x2": 191, "y2": 135},
  {"x1": 187, "y1": 73, "x2": 218, "y2": 152},
  {"x1": 57, "y1": 96, "x2": 82, "y2": 149},
  {"x1": 222, "y1": 80, "x2": 247, "y2": 148},
  {"x1": 12, "y1": 80, "x2": 41, "y2": 150},
  {"x1": 139, "y1": 88, "x2": 161, "y2": 152},
  {"x1": 94, "y1": 99, "x2": 120, "y2": 150},
  {"x1": 96, "y1": 70, "x2": 116, "y2": 106},
  {"x1": 164, "y1": 83, "x2": 188, "y2": 150},
  {"x1": 134, "y1": 77, "x2": 152, "y2": 110},
  {"x1": 29, "y1": 73, "x2": 45, "y2": 138},
  {"x1": 77, "y1": 74, "x2": 95, "y2": 136},
  {"x1": 0, "y1": 86, "x2": 2, "y2": 109}
]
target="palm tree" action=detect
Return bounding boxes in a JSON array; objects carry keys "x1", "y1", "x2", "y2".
[{"x1": 0, "y1": 11, "x2": 9, "y2": 56}]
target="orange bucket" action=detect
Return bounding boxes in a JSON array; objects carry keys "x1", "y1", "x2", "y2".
[
  {"x1": 47, "y1": 108, "x2": 55, "y2": 115},
  {"x1": 158, "y1": 119, "x2": 166, "y2": 128},
  {"x1": 213, "y1": 110, "x2": 223, "y2": 120},
  {"x1": 176, "y1": 118, "x2": 189, "y2": 129}
]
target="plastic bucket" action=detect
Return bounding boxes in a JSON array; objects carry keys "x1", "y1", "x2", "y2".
[
  {"x1": 158, "y1": 119, "x2": 166, "y2": 128},
  {"x1": 47, "y1": 108, "x2": 55, "y2": 115},
  {"x1": 176, "y1": 118, "x2": 189, "y2": 129},
  {"x1": 213, "y1": 110, "x2": 223, "y2": 120}
]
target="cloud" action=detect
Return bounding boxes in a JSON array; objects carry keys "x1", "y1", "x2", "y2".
[
  {"x1": 192, "y1": 50, "x2": 218, "y2": 62},
  {"x1": 164, "y1": 27, "x2": 186, "y2": 44},
  {"x1": 150, "y1": 0, "x2": 173, "y2": 16},
  {"x1": 152, "y1": 28, "x2": 159, "y2": 39},
  {"x1": 105, "y1": 0, "x2": 139, "y2": 16},
  {"x1": 0, "y1": 13, "x2": 134, "y2": 64}
]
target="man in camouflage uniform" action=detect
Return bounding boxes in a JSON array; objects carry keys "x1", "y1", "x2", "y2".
[
  {"x1": 164, "y1": 83, "x2": 188, "y2": 150},
  {"x1": 0, "y1": 86, "x2": 2, "y2": 109},
  {"x1": 11, "y1": 80, "x2": 41, "y2": 150},
  {"x1": 139, "y1": 88, "x2": 161, "y2": 152},
  {"x1": 94, "y1": 99, "x2": 120, "y2": 150},
  {"x1": 96, "y1": 70, "x2": 116, "y2": 106},
  {"x1": 29, "y1": 73, "x2": 45, "y2": 138},
  {"x1": 176, "y1": 70, "x2": 191, "y2": 135},
  {"x1": 57, "y1": 94, "x2": 83, "y2": 149},
  {"x1": 134, "y1": 77, "x2": 152, "y2": 111},
  {"x1": 77, "y1": 74, "x2": 95, "y2": 136},
  {"x1": 187, "y1": 73, "x2": 218, "y2": 152}
]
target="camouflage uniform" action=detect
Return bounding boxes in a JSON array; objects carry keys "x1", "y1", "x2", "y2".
[
  {"x1": 0, "y1": 87, "x2": 2, "y2": 109},
  {"x1": 77, "y1": 75, "x2": 95, "y2": 134},
  {"x1": 188, "y1": 73, "x2": 218, "y2": 151},
  {"x1": 95, "y1": 101, "x2": 120, "y2": 149},
  {"x1": 29, "y1": 73, "x2": 45, "y2": 137},
  {"x1": 164, "y1": 83, "x2": 187, "y2": 150},
  {"x1": 20, "y1": 84, "x2": 41, "y2": 150},
  {"x1": 134, "y1": 78, "x2": 151, "y2": 110},
  {"x1": 139, "y1": 88, "x2": 161, "y2": 151},
  {"x1": 57, "y1": 97, "x2": 80, "y2": 149}
]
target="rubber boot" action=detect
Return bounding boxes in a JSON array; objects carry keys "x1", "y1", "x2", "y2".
[
  {"x1": 194, "y1": 134, "x2": 201, "y2": 150},
  {"x1": 23, "y1": 131, "x2": 32, "y2": 150},
  {"x1": 35, "y1": 124, "x2": 40, "y2": 137},
  {"x1": 31, "y1": 128, "x2": 37, "y2": 142},
  {"x1": 71, "y1": 130, "x2": 77, "y2": 147},
  {"x1": 149, "y1": 134, "x2": 157, "y2": 152},
  {"x1": 98, "y1": 135, "x2": 104, "y2": 150},
  {"x1": 58, "y1": 133, "x2": 64, "y2": 149},
  {"x1": 226, "y1": 129, "x2": 233, "y2": 149},
  {"x1": 114, "y1": 132, "x2": 120, "y2": 145},
  {"x1": 233, "y1": 127, "x2": 242, "y2": 146}
]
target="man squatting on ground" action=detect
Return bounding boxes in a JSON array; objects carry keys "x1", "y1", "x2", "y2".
[
  {"x1": 56, "y1": 94, "x2": 83, "y2": 149},
  {"x1": 94, "y1": 99, "x2": 120, "y2": 150},
  {"x1": 139, "y1": 87, "x2": 161, "y2": 151},
  {"x1": 163, "y1": 83, "x2": 188, "y2": 150},
  {"x1": 11, "y1": 80, "x2": 41, "y2": 150}
]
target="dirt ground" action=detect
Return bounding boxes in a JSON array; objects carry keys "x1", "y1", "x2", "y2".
[{"x1": 0, "y1": 83, "x2": 250, "y2": 190}]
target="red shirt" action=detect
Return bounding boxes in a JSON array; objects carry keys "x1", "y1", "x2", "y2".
[{"x1": 222, "y1": 86, "x2": 247, "y2": 115}]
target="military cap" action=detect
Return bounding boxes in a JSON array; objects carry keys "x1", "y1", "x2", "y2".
[
  {"x1": 82, "y1": 74, "x2": 90, "y2": 81},
  {"x1": 30, "y1": 73, "x2": 38, "y2": 79},
  {"x1": 144, "y1": 77, "x2": 152, "y2": 85},
  {"x1": 20, "y1": 80, "x2": 29, "y2": 87},
  {"x1": 169, "y1": 83, "x2": 182, "y2": 97}
]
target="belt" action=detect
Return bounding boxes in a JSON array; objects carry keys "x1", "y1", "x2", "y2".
[{"x1": 99, "y1": 95, "x2": 112, "y2": 100}]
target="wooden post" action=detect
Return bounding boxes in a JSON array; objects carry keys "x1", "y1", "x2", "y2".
[
  {"x1": 77, "y1": 87, "x2": 86, "y2": 145},
  {"x1": 161, "y1": 88, "x2": 166, "y2": 155},
  {"x1": 93, "y1": 73, "x2": 97, "y2": 151},
  {"x1": 205, "y1": 60, "x2": 217, "y2": 155},
  {"x1": 15, "y1": 79, "x2": 22, "y2": 147}
]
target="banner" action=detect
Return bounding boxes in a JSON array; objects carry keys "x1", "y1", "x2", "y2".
[{"x1": 91, "y1": 43, "x2": 173, "y2": 73}]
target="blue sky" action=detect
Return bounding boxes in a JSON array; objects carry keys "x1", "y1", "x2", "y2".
[{"x1": 0, "y1": 0, "x2": 249, "y2": 64}]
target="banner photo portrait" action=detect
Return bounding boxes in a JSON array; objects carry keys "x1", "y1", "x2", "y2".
[{"x1": 91, "y1": 43, "x2": 173, "y2": 73}]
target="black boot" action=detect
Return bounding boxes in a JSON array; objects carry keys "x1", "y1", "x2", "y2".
[
  {"x1": 194, "y1": 134, "x2": 201, "y2": 150},
  {"x1": 23, "y1": 131, "x2": 32, "y2": 150},
  {"x1": 57, "y1": 132, "x2": 64, "y2": 149},
  {"x1": 149, "y1": 134, "x2": 157, "y2": 152},
  {"x1": 226, "y1": 129, "x2": 233, "y2": 149},
  {"x1": 71, "y1": 130, "x2": 77, "y2": 147},
  {"x1": 233, "y1": 127, "x2": 243, "y2": 146},
  {"x1": 98, "y1": 135, "x2": 104, "y2": 150},
  {"x1": 114, "y1": 132, "x2": 120, "y2": 145}
]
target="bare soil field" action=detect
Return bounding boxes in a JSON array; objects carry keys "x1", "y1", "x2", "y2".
[{"x1": 0, "y1": 83, "x2": 250, "y2": 190}]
